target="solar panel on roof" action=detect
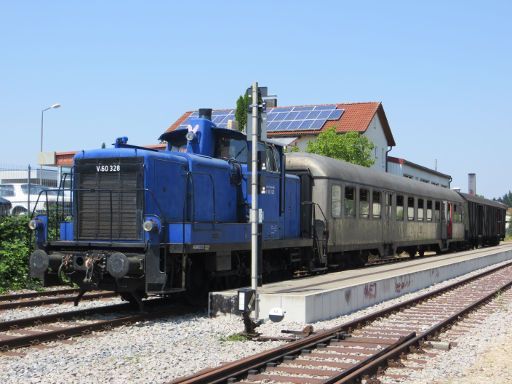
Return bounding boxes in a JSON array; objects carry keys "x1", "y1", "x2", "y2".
[
  {"x1": 292, "y1": 106, "x2": 313, "y2": 112},
  {"x1": 177, "y1": 105, "x2": 343, "y2": 132},
  {"x1": 272, "y1": 107, "x2": 293, "y2": 113},
  {"x1": 328, "y1": 109, "x2": 343, "y2": 120},
  {"x1": 314, "y1": 105, "x2": 337, "y2": 110},
  {"x1": 310, "y1": 119, "x2": 325, "y2": 129}
]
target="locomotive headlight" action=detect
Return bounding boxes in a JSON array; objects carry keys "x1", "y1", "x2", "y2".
[
  {"x1": 185, "y1": 131, "x2": 196, "y2": 141},
  {"x1": 28, "y1": 219, "x2": 40, "y2": 230},
  {"x1": 143, "y1": 220, "x2": 155, "y2": 232}
]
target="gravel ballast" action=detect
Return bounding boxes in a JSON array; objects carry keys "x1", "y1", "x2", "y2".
[{"x1": 1, "y1": 259, "x2": 512, "y2": 383}]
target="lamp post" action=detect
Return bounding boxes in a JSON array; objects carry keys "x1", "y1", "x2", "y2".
[
  {"x1": 39, "y1": 103, "x2": 61, "y2": 185},
  {"x1": 40, "y1": 103, "x2": 61, "y2": 153}
]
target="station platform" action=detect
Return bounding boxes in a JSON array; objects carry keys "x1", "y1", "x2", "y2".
[{"x1": 208, "y1": 243, "x2": 512, "y2": 323}]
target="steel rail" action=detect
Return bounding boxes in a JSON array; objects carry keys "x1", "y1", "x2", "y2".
[
  {"x1": 0, "y1": 298, "x2": 178, "y2": 351},
  {"x1": 0, "y1": 291, "x2": 117, "y2": 310},
  {"x1": 170, "y1": 259, "x2": 512, "y2": 384},
  {"x1": 330, "y1": 275, "x2": 512, "y2": 383},
  {"x1": 0, "y1": 288, "x2": 80, "y2": 301}
]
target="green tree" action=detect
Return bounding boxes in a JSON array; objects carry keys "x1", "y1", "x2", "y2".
[
  {"x1": 496, "y1": 191, "x2": 512, "y2": 207},
  {"x1": 306, "y1": 128, "x2": 375, "y2": 167},
  {"x1": 235, "y1": 94, "x2": 250, "y2": 132},
  {"x1": 0, "y1": 215, "x2": 38, "y2": 292}
]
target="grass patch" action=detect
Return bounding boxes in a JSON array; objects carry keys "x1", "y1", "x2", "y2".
[{"x1": 220, "y1": 333, "x2": 249, "y2": 342}]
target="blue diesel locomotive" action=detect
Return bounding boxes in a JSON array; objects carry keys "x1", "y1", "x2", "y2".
[{"x1": 29, "y1": 109, "x2": 316, "y2": 304}]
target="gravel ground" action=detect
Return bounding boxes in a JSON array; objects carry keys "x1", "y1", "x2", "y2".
[
  {"x1": 1, "y1": 259, "x2": 511, "y2": 383},
  {"x1": 0, "y1": 296, "x2": 125, "y2": 322},
  {"x1": 402, "y1": 291, "x2": 512, "y2": 384}
]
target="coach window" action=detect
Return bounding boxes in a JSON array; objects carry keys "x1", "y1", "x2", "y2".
[
  {"x1": 396, "y1": 195, "x2": 404, "y2": 221},
  {"x1": 373, "y1": 191, "x2": 382, "y2": 219},
  {"x1": 331, "y1": 185, "x2": 342, "y2": 218},
  {"x1": 418, "y1": 199, "x2": 424, "y2": 221},
  {"x1": 426, "y1": 200, "x2": 433, "y2": 221},
  {"x1": 453, "y1": 204, "x2": 461, "y2": 222},
  {"x1": 434, "y1": 201, "x2": 441, "y2": 221},
  {"x1": 386, "y1": 193, "x2": 393, "y2": 219},
  {"x1": 407, "y1": 197, "x2": 415, "y2": 221},
  {"x1": 345, "y1": 186, "x2": 356, "y2": 217},
  {"x1": 360, "y1": 189, "x2": 369, "y2": 218}
]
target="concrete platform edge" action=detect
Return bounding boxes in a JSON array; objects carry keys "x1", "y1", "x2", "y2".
[{"x1": 258, "y1": 249, "x2": 512, "y2": 323}]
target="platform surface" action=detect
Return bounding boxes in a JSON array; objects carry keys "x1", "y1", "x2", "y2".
[{"x1": 209, "y1": 243, "x2": 512, "y2": 323}]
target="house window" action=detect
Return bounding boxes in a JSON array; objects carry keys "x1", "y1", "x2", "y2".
[
  {"x1": 345, "y1": 186, "x2": 355, "y2": 217},
  {"x1": 332, "y1": 185, "x2": 342, "y2": 218},
  {"x1": 407, "y1": 197, "x2": 415, "y2": 221},
  {"x1": 418, "y1": 199, "x2": 424, "y2": 221},
  {"x1": 396, "y1": 195, "x2": 404, "y2": 221},
  {"x1": 360, "y1": 189, "x2": 369, "y2": 218},
  {"x1": 372, "y1": 191, "x2": 381, "y2": 219}
]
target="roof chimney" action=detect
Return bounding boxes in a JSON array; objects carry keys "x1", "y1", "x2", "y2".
[{"x1": 468, "y1": 173, "x2": 476, "y2": 196}]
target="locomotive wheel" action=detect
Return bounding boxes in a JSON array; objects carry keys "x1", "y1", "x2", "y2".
[
  {"x1": 185, "y1": 257, "x2": 210, "y2": 305},
  {"x1": 120, "y1": 292, "x2": 145, "y2": 311}
]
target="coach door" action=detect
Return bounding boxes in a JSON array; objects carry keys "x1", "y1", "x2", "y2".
[
  {"x1": 383, "y1": 191, "x2": 393, "y2": 245},
  {"x1": 441, "y1": 201, "x2": 448, "y2": 241}
]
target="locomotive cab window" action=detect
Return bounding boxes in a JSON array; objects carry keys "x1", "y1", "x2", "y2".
[
  {"x1": 264, "y1": 144, "x2": 278, "y2": 172},
  {"x1": 396, "y1": 195, "x2": 404, "y2": 221},
  {"x1": 331, "y1": 185, "x2": 342, "y2": 218},
  {"x1": 359, "y1": 189, "x2": 369, "y2": 218},
  {"x1": 168, "y1": 132, "x2": 188, "y2": 153},
  {"x1": 407, "y1": 197, "x2": 415, "y2": 221},
  {"x1": 215, "y1": 135, "x2": 248, "y2": 163},
  {"x1": 426, "y1": 200, "x2": 433, "y2": 221},
  {"x1": 418, "y1": 199, "x2": 424, "y2": 221},
  {"x1": 373, "y1": 191, "x2": 382, "y2": 219},
  {"x1": 345, "y1": 186, "x2": 355, "y2": 217}
]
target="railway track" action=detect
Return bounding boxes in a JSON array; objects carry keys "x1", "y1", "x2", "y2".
[
  {"x1": 0, "y1": 299, "x2": 187, "y2": 351},
  {"x1": 0, "y1": 288, "x2": 117, "y2": 310},
  {"x1": 172, "y1": 260, "x2": 512, "y2": 384}
]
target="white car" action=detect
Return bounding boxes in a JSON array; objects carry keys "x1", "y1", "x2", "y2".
[{"x1": 0, "y1": 183, "x2": 70, "y2": 215}]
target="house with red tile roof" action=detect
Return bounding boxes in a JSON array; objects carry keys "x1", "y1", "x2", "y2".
[{"x1": 166, "y1": 102, "x2": 395, "y2": 172}]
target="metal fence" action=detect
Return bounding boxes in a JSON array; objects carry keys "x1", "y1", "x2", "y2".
[{"x1": 0, "y1": 165, "x2": 72, "y2": 215}]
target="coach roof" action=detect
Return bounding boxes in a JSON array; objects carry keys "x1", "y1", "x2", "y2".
[{"x1": 285, "y1": 152, "x2": 463, "y2": 202}]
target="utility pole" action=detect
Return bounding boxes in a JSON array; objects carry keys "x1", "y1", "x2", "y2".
[{"x1": 250, "y1": 82, "x2": 260, "y2": 320}]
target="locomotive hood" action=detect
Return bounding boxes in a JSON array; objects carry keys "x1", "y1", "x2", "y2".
[
  {"x1": 159, "y1": 113, "x2": 215, "y2": 157},
  {"x1": 159, "y1": 109, "x2": 247, "y2": 159}
]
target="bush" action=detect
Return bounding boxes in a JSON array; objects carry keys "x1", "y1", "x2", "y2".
[{"x1": 0, "y1": 215, "x2": 40, "y2": 292}]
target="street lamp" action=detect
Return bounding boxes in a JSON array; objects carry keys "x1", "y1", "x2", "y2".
[
  {"x1": 40, "y1": 103, "x2": 61, "y2": 153},
  {"x1": 39, "y1": 103, "x2": 61, "y2": 185}
]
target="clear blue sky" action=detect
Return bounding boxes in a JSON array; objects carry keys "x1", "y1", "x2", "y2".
[{"x1": 0, "y1": 1, "x2": 510, "y2": 198}]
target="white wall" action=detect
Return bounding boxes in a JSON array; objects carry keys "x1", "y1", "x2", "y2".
[
  {"x1": 387, "y1": 161, "x2": 451, "y2": 188},
  {"x1": 363, "y1": 115, "x2": 388, "y2": 172}
]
